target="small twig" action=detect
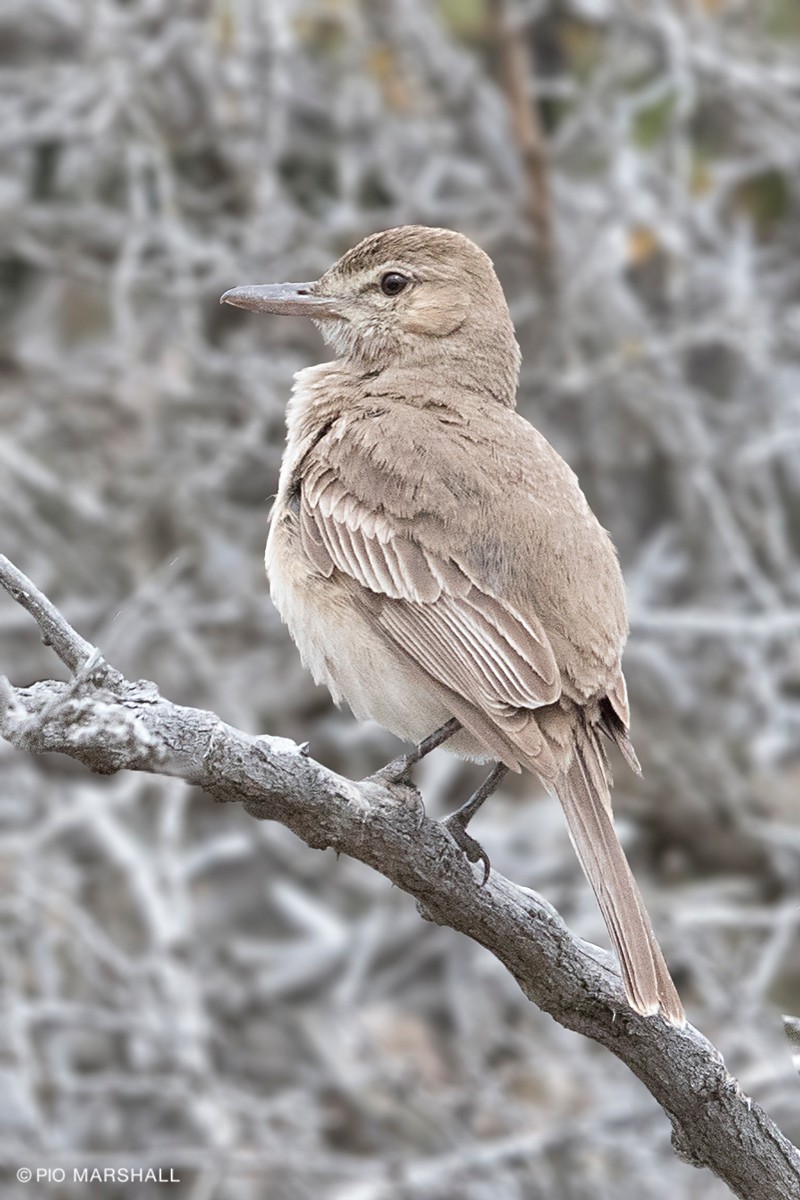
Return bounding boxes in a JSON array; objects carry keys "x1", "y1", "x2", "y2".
[{"x1": 0, "y1": 555, "x2": 97, "y2": 674}]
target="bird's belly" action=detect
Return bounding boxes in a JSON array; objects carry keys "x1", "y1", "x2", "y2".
[{"x1": 266, "y1": 514, "x2": 489, "y2": 760}]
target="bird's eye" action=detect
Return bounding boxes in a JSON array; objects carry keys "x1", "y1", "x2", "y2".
[{"x1": 380, "y1": 272, "x2": 409, "y2": 297}]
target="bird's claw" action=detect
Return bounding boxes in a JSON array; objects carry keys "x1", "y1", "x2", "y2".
[
  {"x1": 443, "y1": 816, "x2": 491, "y2": 885},
  {"x1": 368, "y1": 761, "x2": 426, "y2": 828},
  {"x1": 373, "y1": 755, "x2": 414, "y2": 786}
]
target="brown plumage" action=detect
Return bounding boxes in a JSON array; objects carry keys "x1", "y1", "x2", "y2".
[{"x1": 222, "y1": 225, "x2": 684, "y2": 1026}]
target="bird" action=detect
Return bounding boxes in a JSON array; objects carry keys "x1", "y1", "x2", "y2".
[{"x1": 221, "y1": 225, "x2": 685, "y2": 1026}]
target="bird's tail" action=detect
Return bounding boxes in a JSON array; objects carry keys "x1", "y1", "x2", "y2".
[{"x1": 554, "y1": 729, "x2": 685, "y2": 1026}]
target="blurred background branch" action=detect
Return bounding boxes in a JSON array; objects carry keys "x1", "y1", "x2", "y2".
[
  {"x1": 487, "y1": 0, "x2": 557, "y2": 312},
  {"x1": 2, "y1": 1, "x2": 800, "y2": 1196}
]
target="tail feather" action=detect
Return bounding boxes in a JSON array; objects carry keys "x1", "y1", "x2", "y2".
[{"x1": 555, "y1": 732, "x2": 684, "y2": 1026}]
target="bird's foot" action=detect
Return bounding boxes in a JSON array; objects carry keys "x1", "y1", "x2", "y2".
[
  {"x1": 371, "y1": 718, "x2": 462, "y2": 786},
  {"x1": 442, "y1": 814, "x2": 491, "y2": 885},
  {"x1": 368, "y1": 759, "x2": 427, "y2": 830},
  {"x1": 373, "y1": 753, "x2": 415, "y2": 787}
]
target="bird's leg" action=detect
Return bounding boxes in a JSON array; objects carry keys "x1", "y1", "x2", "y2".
[
  {"x1": 375, "y1": 717, "x2": 462, "y2": 784},
  {"x1": 443, "y1": 762, "x2": 510, "y2": 885}
]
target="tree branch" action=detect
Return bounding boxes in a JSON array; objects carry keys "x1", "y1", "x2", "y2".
[
  {"x1": 0, "y1": 554, "x2": 97, "y2": 672},
  {"x1": 1, "y1": 555, "x2": 798, "y2": 1200}
]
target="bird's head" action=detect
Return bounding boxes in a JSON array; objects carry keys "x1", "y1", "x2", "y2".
[{"x1": 222, "y1": 226, "x2": 521, "y2": 406}]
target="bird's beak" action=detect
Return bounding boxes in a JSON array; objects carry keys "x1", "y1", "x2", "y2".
[{"x1": 220, "y1": 281, "x2": 340, "y2": 318}]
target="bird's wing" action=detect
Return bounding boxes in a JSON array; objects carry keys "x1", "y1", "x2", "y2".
[{"x1": 298, "y1": 455, "x2": 561, "y2": 766}]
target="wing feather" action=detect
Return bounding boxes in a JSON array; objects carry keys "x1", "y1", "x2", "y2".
[
  {"x1": 299, "y1": 505, "x2": 334, "y2": 578},
  {"x1": 296, "y1": 475, "x2": 561, "y2": 721}
]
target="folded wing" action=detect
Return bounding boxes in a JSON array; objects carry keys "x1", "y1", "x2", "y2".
[{"x1": 298, "y1": 463, "x2": 561, "y2": 764}]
